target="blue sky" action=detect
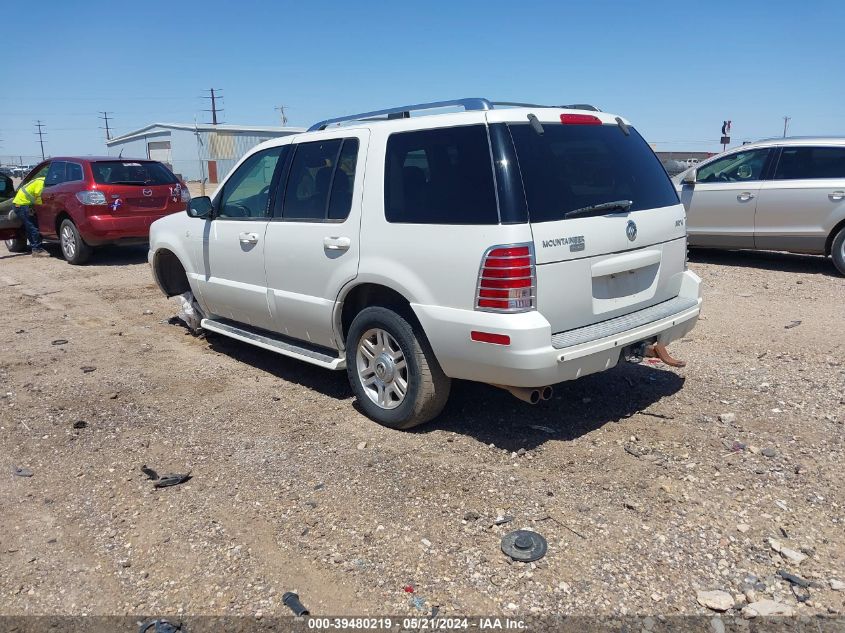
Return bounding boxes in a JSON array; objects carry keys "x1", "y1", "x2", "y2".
[{"x1": 2, "y1": 0, "x2": 843, "y2": 161}]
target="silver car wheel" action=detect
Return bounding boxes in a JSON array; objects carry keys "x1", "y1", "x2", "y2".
[
  {"x1": 356, "y1": 328, "x2": 408, "y2": 410},
  {"x1": 61, "y1": 224, "x2": 76, "y2": 259}
]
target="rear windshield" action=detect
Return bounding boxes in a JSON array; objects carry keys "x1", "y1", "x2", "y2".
[
  {"x1": 508, "y1": 123, "x2": 679, "y2": 223},
  {"x1": 92, "y1": 161, "x2": 178, "y2": 186}
]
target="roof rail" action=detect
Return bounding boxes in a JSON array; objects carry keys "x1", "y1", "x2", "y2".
[
  {"x1": 307, "y1": 98, "x2": 602, "y2": 132},
  {"x1": 308, "y1": 98, "x2": 493, "y2": 132}
]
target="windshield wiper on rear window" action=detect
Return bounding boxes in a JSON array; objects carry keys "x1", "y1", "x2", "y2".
[{"x1": 563, "y1": 199, "x2": 633, "y2": 220}]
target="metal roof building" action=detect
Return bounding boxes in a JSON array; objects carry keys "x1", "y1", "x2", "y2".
[{"x1": 105, "y1": 123, "x2": 303, "y2": 183}]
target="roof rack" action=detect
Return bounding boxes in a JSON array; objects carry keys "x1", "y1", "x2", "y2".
[{"x1": 307, "y1": 98, "x2": 600, "y2": 132}]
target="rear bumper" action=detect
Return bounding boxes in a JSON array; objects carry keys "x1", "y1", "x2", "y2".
[
  {"x1": 413, "y1": 270, "x2": 702, "y2": 388},
  {"x1": 79, "y1": 212, "x2": 174, "y2": 245}
]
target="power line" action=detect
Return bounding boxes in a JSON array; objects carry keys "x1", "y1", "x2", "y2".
[
  {"x1": 34, "y1": 121, "x2": 46, "y2": 160},
  {"x1": 275, "y1": 105, "x2": 288, "y2": 126},
  {"x1": 99, "y1": 111, "x2": 114, "y2": 140},
  {"x1": 202, "y1": 88, "x2": 224, "y2": 125}
]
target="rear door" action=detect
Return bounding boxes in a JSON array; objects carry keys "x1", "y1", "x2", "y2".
[
  {"x1": 198, "y1": 146, "x2": 286, "y2": 330},
  {"x1": 755, "y1": 145, "x2": 845, "y2": 253},
  {"x1": 263, "y1": 132, "x2": 368, "y2": 348},
  {"x1": 495, "y1": 112, "x2": 688, "y2": 333},
  {"x1": 681, "y1": 148, "x2": 773, "y2": 248}
]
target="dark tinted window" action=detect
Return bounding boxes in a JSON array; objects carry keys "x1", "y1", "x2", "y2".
[
  {"x1": 385, "y1": 125, "x2": 498, "y2": 224},
  {"x1": 327, "y1": 139, "x2": 359, "y2": 220},
  {"x1": 218, "y1": 147, "x2": 284, "y2": 219},
  {"x1": 45, "y1": 161, "x2": 67, "y2": 186},
  {"x1": 92, "y1": 161, "x2": 178, "y2": 185},
  {"x1": 66, "y1": 162, "x2": 84, "y2": 182},
  {"x1": 697, "y1": 149, "x2": 771, "y2": 183},
  {"x1": 283, "y1": 140, "x2": 343, "y2": 220},
  {"x1": 775, "y1": 146, "x2": 845, "y2": 180},
  {"x1": 508, "y1": 124, "x2": 678, "y2": 223}
]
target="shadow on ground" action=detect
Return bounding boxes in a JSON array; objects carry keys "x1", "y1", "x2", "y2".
[
  {"x1": 204, "y1": 327, "x2": 683, "y2": 450},
  {"x1": 689, "y1": 247, "x2": 835, "y2": 276}
]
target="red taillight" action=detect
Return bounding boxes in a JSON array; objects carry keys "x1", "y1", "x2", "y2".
[
  {"x1": 560, "y1": 113, "x2": 603, "y2": 125},
  {"x1": 471, "y1": 331, "x2": 511, "y2": 345},
  {"x1": 475, "y1": 243, "x2": 535, "y2": 313}
]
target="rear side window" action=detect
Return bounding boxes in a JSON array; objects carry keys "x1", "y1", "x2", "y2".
[
  {"x1": 775, "y1": 146, "x2": 845, "y2": 180},
  {"x1": 45, "y1": 161, "x2": 66, "y2": 186},
  {"x1": 66, "y1": 162, "x2": 84, "y2": 182},
  {"x1": 385, "y1": 125, "x2": 498, "y2": 224},
  {"x1": 283, "y1": 140, "x2": 343, "y2": 220},
  {"x1": 508, "y1": 124, "x2": 679, "y2": 223},
  {"x1": 92, "y1": 161, "x2": 178, "y2": 185}
]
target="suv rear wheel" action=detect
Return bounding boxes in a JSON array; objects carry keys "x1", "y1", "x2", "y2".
[
  {"x1": 831, "y1": 226, "x2": 845, "y2": 276},
  {"x1": 59, "y1": 218, "x2": 93, "y2": 265},
  {"x1": 346, "y1": 306, "x2": 450, "y2": 429},
  {"x1": 5, "y1": 229, "x2": 28, "y2": 253}
]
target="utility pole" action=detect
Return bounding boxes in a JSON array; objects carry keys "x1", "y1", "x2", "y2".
[
  {"x1": 275, "y1": 105, "x2": 288, "y2": 126},
  {"x1": 99, "y1": 111, "x2": 114, "y2": 141},
  {"x1": 34, "y1": 120, "x2": 46, "y2": 160},
  {"x1": 782, "y1": 116, "x2": 791, "y2": 138},
  {"x1": 202, "y1": 88, "x2": 224, "y2": 125}
]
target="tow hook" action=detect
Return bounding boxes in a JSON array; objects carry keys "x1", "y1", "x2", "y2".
[{"x1": 645, "y1": 342, "x2": 687, "y2": 368}]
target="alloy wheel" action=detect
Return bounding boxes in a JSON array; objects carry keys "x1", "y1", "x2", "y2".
[{"x1": 356, "y1": 328, "x2": 408, "y2": 409}]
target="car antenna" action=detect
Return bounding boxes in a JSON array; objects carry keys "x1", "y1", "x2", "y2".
[
  {"x1": 118, "y1": 148, "x2": 125, "y2": 158},
  {"x1": 527, "y1": 113, "x2": 544, "y2": 135}
]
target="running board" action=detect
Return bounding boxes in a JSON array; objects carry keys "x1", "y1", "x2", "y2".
[{"x1": 201, "y1": 318, "x2": 346, "y2": 370}]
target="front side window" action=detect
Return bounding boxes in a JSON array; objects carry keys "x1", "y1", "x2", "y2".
[
  {"x1": 217, "y1": 147, "x2": 284, "y2": 219},
  {"x1": 774, "y1": 146, "x2": 845, "y2": 180},
  {"x1": 696, "y1": 149, "x2": 771, "y2": 183},
  {"x1": 384, "y1": 125, "x2": 498, "y2": 224},
  {"x1": 45, "y1": 161, "x2": 67, "y2": 186}
]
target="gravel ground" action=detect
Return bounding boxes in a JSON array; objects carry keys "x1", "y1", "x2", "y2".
[{"x1": 0, "y1": 244, "x2": 843, "y2": 620}]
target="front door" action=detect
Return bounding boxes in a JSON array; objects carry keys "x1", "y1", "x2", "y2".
[
  {"x1": 263, "y1": 132, "x2": 368, "y2": 348},
  {"x1": 198, "y1": 146, "x2": 285, "y2": 330},
  {"x1": 755, "y1": 145, "x2": 845, "y2": 253},
  {"x1": 681, "y1": 147, "x2": 773, "y2": 249}
]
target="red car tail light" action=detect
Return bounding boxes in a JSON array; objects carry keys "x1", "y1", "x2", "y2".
[
  {"x1": 475, "y1": 243, "x2": 536, "y2": 312},
  {"x1": 560, "y1": 113, "x2": 603, "y2": 125},
  {"x1": 75, "y1": 190, "x2": 107, "y2": 205}
]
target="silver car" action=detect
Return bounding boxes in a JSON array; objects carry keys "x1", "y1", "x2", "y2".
[{"x1": 673, "y1": 137, "x2": 845, "y2": 274}]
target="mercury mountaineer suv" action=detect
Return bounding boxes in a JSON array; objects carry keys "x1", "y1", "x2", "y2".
[{"x1": 148, "y1": 98, "x2": 702, "y2": 429}]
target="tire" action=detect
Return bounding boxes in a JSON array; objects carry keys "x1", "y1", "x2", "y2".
[
  {"x1": 832, "y1": 226, "x2": 845, "y2": 276},
  {"x1": 59, "y1": 218, "x2": 93, "y2": 265},
  {"x1": 345, "y1": 306, "x2": 450, "y2": 429},
  {"x1": 5, "y1": 229, "x2": 28, "y2": 253}
]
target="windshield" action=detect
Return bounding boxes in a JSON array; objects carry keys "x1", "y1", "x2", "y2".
[
  {"x1": 92, "y1": 161, "x2": 178, "y2": 186},
  {"x1": 508, "y1": 124, "x2": 679, "y2": 223}
]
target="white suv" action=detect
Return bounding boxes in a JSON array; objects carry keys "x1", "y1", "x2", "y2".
[{"x1": 149, "y1": 98, "x2": 702, "y2": 429}]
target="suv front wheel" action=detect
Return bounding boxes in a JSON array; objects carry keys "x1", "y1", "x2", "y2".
[{"x1": 346, "y1": 306, "x2": 450, "y2": 429}]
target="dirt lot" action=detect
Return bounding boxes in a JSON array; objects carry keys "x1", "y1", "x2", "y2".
[{"x1": 1, "y1": 244, "x2": 843, "y2": 620}]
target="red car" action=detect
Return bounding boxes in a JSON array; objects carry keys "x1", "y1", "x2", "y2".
[{"x1": 4, "y1": 157, "x2": 188, "y2": 264}]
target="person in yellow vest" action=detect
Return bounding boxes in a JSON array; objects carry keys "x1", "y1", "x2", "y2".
[{"x1": 13, "y1": 175, "x2": 49, "y2": 257}]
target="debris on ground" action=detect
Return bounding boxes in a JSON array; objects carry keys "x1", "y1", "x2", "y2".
[
  {"x1": 356, "y1": 441, "x2": 367, "y2": 450},
  {"x1": 742, "y1": 599, "x2": 795, "y2": 618},
  {"x1": 501, "y1": 529, "x2": 548, "y2": 562},
  {"x1": 718, "y1": 412, "x2": 737, "y2": 423},
  {"x1": 282, "y1": 591, "x2": 309, "y2": 616},
  {"x1": 80, "y1": 366, "x2": 96, "y2": 373},
  {"x1": 51, "y1": 339, "x2": 68, "y2": 346},
  {"x1": 72, "y1": 420, "x2": 87, "y2": 429},
  {"x1": 529, "y1": 424, "x2": 556, "y2": 434},
  {"x1": 140, "y1": 465, "x2": 192, "y2": 489},
  {"x1": 695, "y1": 589, "x2": 734, "y2": 612},
  {"x1": 11, "y1": 466, "x2": 33, "y2": 477},
  {"x1": 768, "y1": 538, "x2": 808, "y2": 564},
  {"x1": 491, "y1": 515, "x2": 514, "y2": 526},
  {"x1": 138, "y1": 619, "x2": 183, "y2": 633},
  {"x1": 784, "y1": 320, "x2": 802, "y2": 329}
]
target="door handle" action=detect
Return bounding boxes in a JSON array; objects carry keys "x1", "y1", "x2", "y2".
[
  {"x1": 238, "y1": 232, "x2": 259, "y2": 244},
  {"x1": 830, "y1": 191, "x2": 845, "y2": 201},
  {"x1": 737, "y1": 192, "x2": 756, "y2": 202},
  {"x1": 323, "y1": 236, "x2": 351, "y2": 251}
]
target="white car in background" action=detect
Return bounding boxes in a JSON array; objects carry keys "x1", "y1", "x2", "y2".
[{"x1": 673, "y1": 137, "x2": 845, "y2": 274}]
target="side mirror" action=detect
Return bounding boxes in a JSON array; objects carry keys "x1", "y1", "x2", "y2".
[
  {"x1": 187, "y1": 196, "x2": 213, "y2": 219},
  {"x1": 681, "y1": 170, "x2": 697, "y2": 186}
]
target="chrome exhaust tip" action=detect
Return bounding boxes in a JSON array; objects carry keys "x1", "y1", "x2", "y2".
[
  {"x1": 540, "y1": 385, "x2": 554, "y2": 401},
  {"x1": 491, "y1": 384, "x2": 551, "y2": 405}
]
